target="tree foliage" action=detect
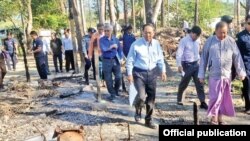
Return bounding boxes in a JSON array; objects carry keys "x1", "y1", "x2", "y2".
[{"x1": 32, "y1": 0, "x2": 68, "y2": 30}]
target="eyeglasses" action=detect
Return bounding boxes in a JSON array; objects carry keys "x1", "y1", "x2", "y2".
[
  {"x1": 98, "y1": 28, "x2": 104, "y2": 31},
  {"x1": 104, "y1": 30, "x2": 111, "y2": 32}
]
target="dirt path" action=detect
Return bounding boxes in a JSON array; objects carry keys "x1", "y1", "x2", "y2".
[{"x1": 0, "y1": 55, "x2": 249, "y2": 141}]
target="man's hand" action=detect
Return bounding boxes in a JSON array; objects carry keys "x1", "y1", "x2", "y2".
[
  {"x1": 162, "y1": 73, "x2": 167, "y2": 82},
  {"x1": 199, "y1": 78, "x2": 204, "y2": 84},
  {"x1": 239, "y1": 76, "x2": 246, "y2": 81},
  {"x1": 127, "y1": 75, "x2": 134, "y2": 84},
  {"x1": 178, "y1": 66, "x2": 183, "y2": 73},
  {"x1": 84, "y1": 54, "x2": 88, "y2": 59},
  {"x1": 111, "y1": 44, "x2": 118, "y2": 49}
]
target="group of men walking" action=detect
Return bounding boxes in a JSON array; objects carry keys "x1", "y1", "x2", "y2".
[
  {"x1": 1, "y1": 14, "x2": 250, "y2": 128},
  {"x1": 177, "y1": 15, "x2": 250, "y2": 125}
]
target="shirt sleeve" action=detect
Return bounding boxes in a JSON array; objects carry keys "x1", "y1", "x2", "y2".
[
  {"x1": 126, "y1": 42, "x2": 136, "y2": 76},
  {"x1": 82, "y1": 37, "x2": 87, "y2": 54},
  {"x1": 37, "y1": 39, "x2": 43, "y2": 48},
  {"x1": 198, "y1": 37, "x2": 211, "y2": 79},
  {"x1": 176, "y1": 39, "x2": 185, "y2": 67},
  {"x1": 156, "y1": 41, "x2": 166, "y2": 73},
  {"x1": 117, "y1": 38, "x2": 123, "y2": 59},
  {"x1": 88, "y1": 35, "x2": 95, "y2": 58},
  {"x1": 232, "y1": 41, "x2": 246, "y2": 77},
  {"x1": 99, "y1": 38, "x2": 111, "y2": 52}
]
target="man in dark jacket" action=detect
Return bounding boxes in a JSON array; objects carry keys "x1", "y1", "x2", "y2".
[
  {"x1": 236, "y1": 15, "x2": 250, "y2": 114},
  {"x1": 51, "y1": 33, "x2": 63, "y2": 73}
]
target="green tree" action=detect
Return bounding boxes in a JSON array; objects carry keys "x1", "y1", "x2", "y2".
[{"x1": 32, "y1": 0, "x2": 68, "y2": 30}]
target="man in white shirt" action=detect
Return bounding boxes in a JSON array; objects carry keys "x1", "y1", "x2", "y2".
[
  {"x1": 62, "y1": 29, "x2": 75, "y2": 72},
  {"x1": 41, "y1": 36, "x2": 51, "y2": 74},
  {"x1": 176, "y1": 26, "x2": 208, "y2": 109}
]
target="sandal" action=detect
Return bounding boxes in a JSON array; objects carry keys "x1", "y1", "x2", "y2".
[
  {"x1": 218, "y1": 121, "x2": 227, "y2": 125},
  {"x1": 210, "y1": 121, "x2": 218, "y2": 125}
]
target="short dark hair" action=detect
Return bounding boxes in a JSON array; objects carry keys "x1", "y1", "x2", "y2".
[
  {"x1": 30, "y1": 31, "x2": 38, "y2": 36},
  {"x1": 97, "y1": 23, "x2": 104, "y2": 28},
  {"x1": 142, "y1": 23, "x2": 155, "y2": 31},
  {"x1": 7, "y1": 32, "x2": 12, "y2": 36},
  {"x1": 215, "y1": 21, "x2": 228, "y2": 30},
  {"x1": 190, "y1": 26, "x2": 202, "y2": 36},
  {"x1": 245, "y1": 15, "x2": 250, "y2": 21}
]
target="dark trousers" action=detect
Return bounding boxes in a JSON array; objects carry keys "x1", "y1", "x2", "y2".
[
  {"x1": 9, "y1": 53, "x2": 16, "y2": 70},
  {"x1": 53, "y1": 54, "x2": 63, "y2": 72},
  {"x1": 133, "y1": 67, "x2": 158, "y2": 121},
  {"x1": 242, "y1": 77, "x2": 250, "y2": 111},
  {"x1": 35, "y1": 57, "x2": 47, "y2": 80},
  {"x1": 65, "y1": 50, "x2": 75, "y2": 72},
  {"x1": 102, "y1": 58, "x2": 121, "y2": 97},
  {"x1": 44, "y1": 52, "x2": 50, "y2": 73},
  {"x1": 84, "y1": 57, "x2": 92, "y2": 83},
  {"x1": 177, "y1": 61, "x2": 205, "y2": 103}
]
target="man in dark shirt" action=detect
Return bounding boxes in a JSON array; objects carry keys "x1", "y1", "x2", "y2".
[
  {"x1": 3, "y1": 32, "x2": 17, "y2": 71},
  {"x1": 120, "y1": 25, "x2": 136, "y2": 57},
  {"x1": 100, "y1": 23, "x2": 123, "y2": 101},
  {"x1": 236, "y1": 15, "x2": 250, "y2": 114},
  {"x1": 51, "y1": 33, "x2": 63, "y2": 73},
  {"x1": 30, "y1": 31, "x2": 47, "y2": 80}
]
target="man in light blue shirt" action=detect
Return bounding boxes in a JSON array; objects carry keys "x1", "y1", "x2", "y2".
[
  {"x1": 176, "y1": 26, "x2": 207, "y2": 109},
  {"x1": 100, "y1": 23, "x2": 123, "y2": 101},
  {"x1": 126, "y1": 23, "x2": 167, "y2": 129}
]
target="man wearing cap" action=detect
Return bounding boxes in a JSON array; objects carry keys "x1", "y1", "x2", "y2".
[
  {"x1": 82, "y1": 28, "x2": 96, "y2": 85},
  {"x1": 99, "y1": 23, "x2": 123, "y2": 101},
  {"x1": 221, "y1": 15, "x2": 235, "y2": 38},
  {"x1": 126, "y1": 23, "x2": 167, "y2": 129},
  {"x1": 236, "y1": 15, "x2": 250, "y2": 114}
]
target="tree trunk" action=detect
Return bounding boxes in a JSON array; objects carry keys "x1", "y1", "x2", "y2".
[
  {"x1": 79, "y1": 0, "x2": 87, "y2": 34},
  {"x1": 100, "y1": 0, "x2": 105, "y2": 24},
  {"x1": 144, "y1": 0, "x2": 153, "y2": 24},
  {"x1": 20, "y1": 12, "x2": 30, "y2": 82},
  {"x1": 60, "y1": 0, "x2": 66, "y2": 14},
  {"x1": 142, "y1": 0, "x2": 146, "y2": 24},
  {"x1": 194, "y1": 0, "x2": 199, "y2": 25},
  {"x1": 176, "y1": 0, "x2": 179, "y2": 26},
  {"x1": 23, "y1": 0, "x2": 32, "y2": 50},
  {"x1": 109, "y1": 0, "x2": 117, "y2": 35},
  {"x1": 123, "y1": 0, "x2": 128, "y2": 24},
  {"x1": 161, "y1": 0, "x2": 165, "y2": 27},
  {"x1": 131, "y1": 0, "x2": 136, "y2": 31},
  {"x1": 246, "y1": 0, "x2": 250, "y2": 17},
  {"x1": 237, "y1": 0, "x2": 240, "y2": 32},
  {"x1": 167, "y1": 0, "x2": 170, "y2": 26},
  {"x1": 152, "y1": 0, "x2": 162, "y2": 25}
]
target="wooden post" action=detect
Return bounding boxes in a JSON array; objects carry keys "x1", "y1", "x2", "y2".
[{"x1": 94, "y1": 48, "x2": 101, "y2": 102}]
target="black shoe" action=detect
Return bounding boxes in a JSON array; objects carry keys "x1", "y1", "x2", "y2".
[
  {"x1": 107, "y1": 95, "x2": 115, "y2": 101},
  {"x1": 145, "y1": 120, "x2": 157, "y2": 129},
  {"x1": 177, "y1": 101, "x2": 184, "y2": 105},
  {"x1": 200, "y1": 102, "x2": 208, "y2": 110},
  {"x1": 134, "y1": 108, "x2": 142, "y2": 122}
]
